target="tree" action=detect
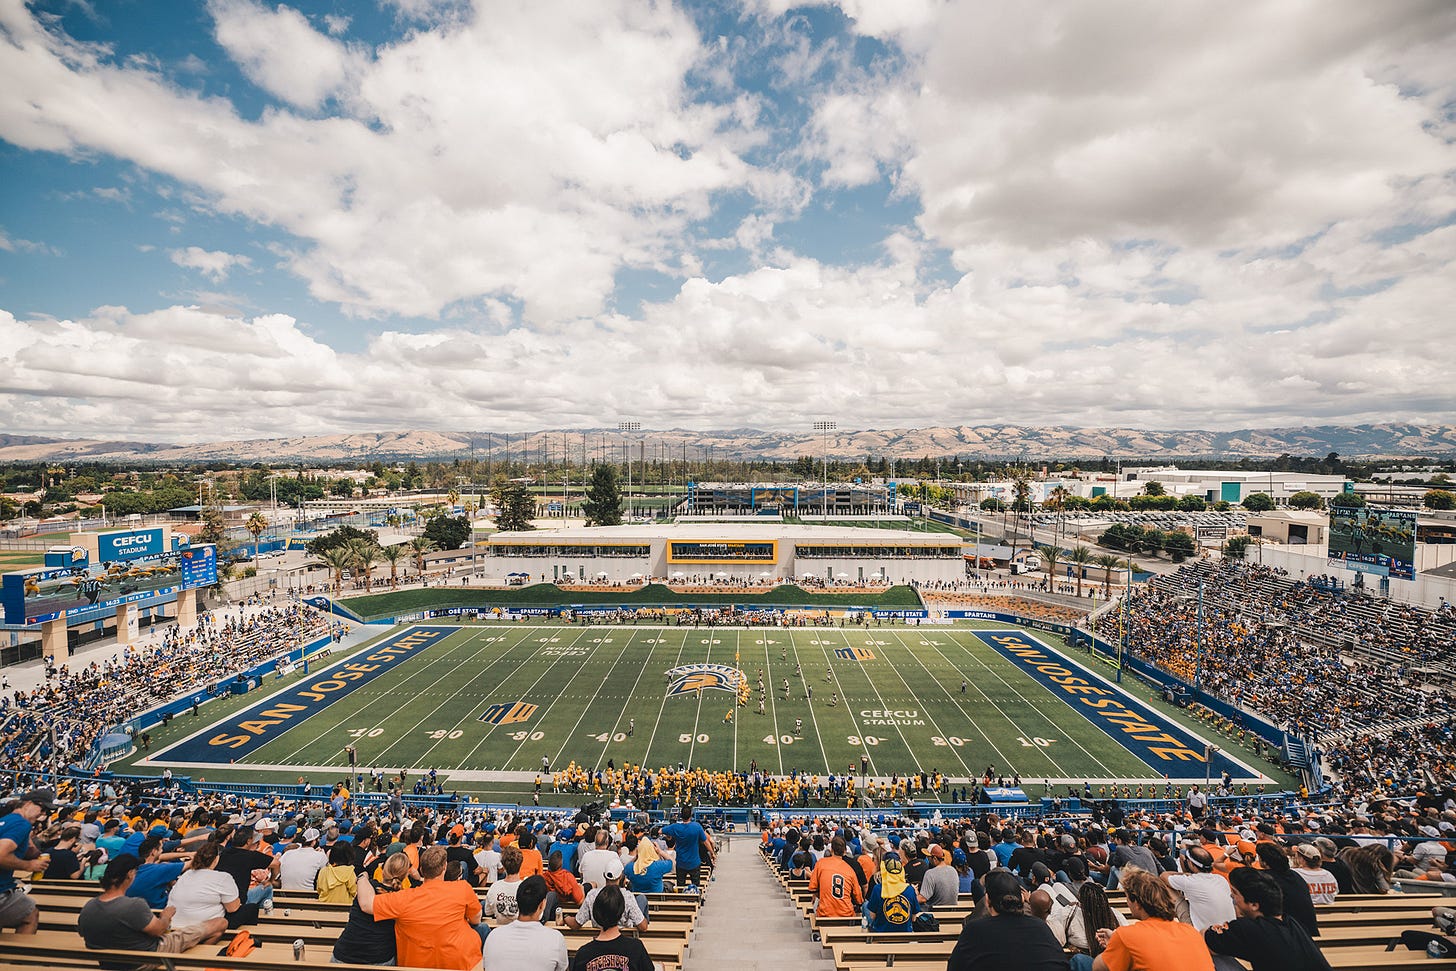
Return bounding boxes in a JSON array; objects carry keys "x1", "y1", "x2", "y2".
[
  {"x1": 1242, "y1": 492, "x2": 1275, "y2": 512},
  {"x1": 1424, "y1": 489, "x2": 1456, "y2": 510},
  {"x1": 582, "y1": 464, "x2": 624, "y2": 527},
  {"x1": 244, "y1": 512, "x2": 268, "y2": 571},
  {"x1": 422, "y1": 515, "x2": 471, "y2": 550},
  {"x1": 1142, "y1": 480, "x2": 1165, "y2": 497},
  {"x1": 379, "y1": 544, "x2": 408, "y2": 588},
  {"x1": 979, "y1": 497, "x2": 1006, "y2": 512},
  {"x1": 494, "y1": 484, "x2": 538, "y2": 532},
  {"x1": 198, "y1": 507, "x2": 228, "y2": 546},
  {"x1": 409, "y1": 537, "x2": 437, "y2": 574},
  {"x1": 305, "y1": 525, "x2": 380, "y2": 558},
  {"x1": 1223, "y1": 535, "x2": 1252, "y2": 560},
  {"x1": 1287, "y1": 491, "x2": 1324, "y2": 510},
  {"x1": 1093, "y1": 553, "x2": 1122, "y2": 595},
  {"x1": 1163, "y1": 530, "x2": 1197, "y2": 562},
  {"x1": 1176, "y1": 494, "x2": 1207, "y2": 512},
  {"x1": 1328, "y1": 491, "x2": 1366, "y2": 509},
  {"x1": 347, "y1": 538, "x2": 382, "y2": 592},
  {"x1": 320, "y1": 547, "x2": 352, "y2": 595},
  {"x1": 1068, "y1": 546, "x2": 1094, "y2": 598},
  {"x1": 1037, "y1": 544, "x2": 1064, "y2": 587}
]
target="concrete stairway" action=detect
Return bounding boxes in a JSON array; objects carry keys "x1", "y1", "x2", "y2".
[{"x1": 683, "y1": 836, "x2": 837, "y2": 971}]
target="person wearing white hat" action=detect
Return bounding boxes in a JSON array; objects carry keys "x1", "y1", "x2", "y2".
[
  {"x1": 1293, "y1": 844, "x2": 1339, "y2": 905},
  {"x1": 278, "y1": 828, "x2": 326, "y2": 891}
]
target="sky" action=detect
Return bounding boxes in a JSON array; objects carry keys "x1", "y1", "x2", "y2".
[{"x1": 1, "y1": 0, "x2": 1455, "y2": 443}]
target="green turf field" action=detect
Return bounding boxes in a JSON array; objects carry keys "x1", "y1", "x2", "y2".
[{"x1": 152, "y1": 623, "x2": 1273, "y2": 786}]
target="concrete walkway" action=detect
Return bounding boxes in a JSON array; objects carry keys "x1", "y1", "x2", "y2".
[{"x1": 684, "y1": 836, "x2": 836, "y2": 971}]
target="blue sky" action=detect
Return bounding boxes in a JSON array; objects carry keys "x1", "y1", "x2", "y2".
[{"x1": 1, "y1": 0, "x2": 1454, "y2": 441}]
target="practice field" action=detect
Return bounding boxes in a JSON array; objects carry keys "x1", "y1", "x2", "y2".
[{"x1": 155, "y1": 624, "x2": 1259, "y2": 783}]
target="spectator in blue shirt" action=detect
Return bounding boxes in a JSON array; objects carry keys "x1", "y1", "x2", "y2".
[
  {"x1": 865, "y1": 856, "x2": 920, "y2": 932},
  {"x1": 0, "y1": 788, "x2": 57, "y2": 934},
  {"x1": 992, "y1": 829, "x2": 1021, "y2": 868},
  {"x1": 127, "y1": 837, "x2": 187, "y2": 909},
  {"x1": 624, "y1": 836, "x2": 674, "y2": 895},
  {"x1": 662, "y1": 808, "x2": 713, "y2": 887}
]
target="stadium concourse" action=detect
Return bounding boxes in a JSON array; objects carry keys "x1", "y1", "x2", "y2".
[{"x1": 0, "y1": 572, "x2": 1454, "y2": 969}]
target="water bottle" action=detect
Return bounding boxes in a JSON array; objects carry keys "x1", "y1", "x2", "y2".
[{"x1": 261, "y1": 897, "x2": 274, "y2": 915}]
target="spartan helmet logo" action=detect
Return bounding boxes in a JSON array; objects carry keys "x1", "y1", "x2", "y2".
[{"x1": 665, "y1": 663, "x2": 745, "y2": 697}]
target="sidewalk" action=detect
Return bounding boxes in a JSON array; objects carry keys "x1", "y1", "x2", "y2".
[{"x1": 683, "y1": 836, "x2": 835, "y2": 971}]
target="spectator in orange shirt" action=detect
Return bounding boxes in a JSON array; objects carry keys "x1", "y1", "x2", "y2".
[
  {"x1": 809, "y1": 837, "x2": 864, "y2": 918},
  {"x1": 516, "y1": 825, "x2": 544, "y2": 878},
  {"x1": 542, "y1": 850, "x2": 583, "y2": 922},
  {"x1": 1092, "y1": 869, "x2": 1213, "y2": 971},
  {"x1": 359, "y1": 845, "x2": 485, "y2": 971}
]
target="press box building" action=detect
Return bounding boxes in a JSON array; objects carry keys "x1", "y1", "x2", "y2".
[{"x1": 484, "y1": 523, "x2": 966, "y2": 585}]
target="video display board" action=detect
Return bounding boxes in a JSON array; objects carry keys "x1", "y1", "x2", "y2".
[
  {"x1": 2, "y1": 542, "x2": 218, "y2": 626},
  {"x1": 667, "y1": 541, "x2": 778, "y2": 564},
  {"x1": 1328, "y1": 505, "x2": 1416, "y2": 580}
]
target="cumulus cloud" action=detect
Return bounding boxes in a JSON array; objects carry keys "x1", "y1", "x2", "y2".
[
  {"x1": 169, "y1": 246, "x2": 252, "y2": 281},
  {"x1": 0, "y1": 0, "x2": 765, "y2": 322},
  {"x1": 3, "y1": 212, "x2": 1453, "y2": 439}
]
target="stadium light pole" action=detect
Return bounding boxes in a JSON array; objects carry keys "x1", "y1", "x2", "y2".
[
  {"x1": 1193, "y1": 578, "x2": 1205, "y2": 693},
  {"x1": 618, "y1": 421, "x2": 640, "y2": 520},
  {"x1": 814, "y1": 420, "x2": 837, "y2": 520}
]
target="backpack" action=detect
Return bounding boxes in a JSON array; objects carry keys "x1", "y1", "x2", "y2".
[{"x1": 913, "y1": 911, "x2": 939, "y2": 932}]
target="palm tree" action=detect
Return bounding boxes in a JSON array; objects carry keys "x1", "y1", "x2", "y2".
[
  {"x1": 379, "y1": 544, "x2": 407, "y2": 588},
  {"x1": 1094, "y1": 553, "x2": 1122, "y2": 596},
  {"x1": 244, "y1": 511, "x2": 268, "y2": 571},
  {"x1": 320, "y1": 547, "x2": 352, "y2": 596},
  {"x1": 409, "y1": 537, "x2": 437, "y2": 576},
  {"x1": 1068, "y1": 545, "x2": 1094, "y2": 598},
  {"x1": 1038, "y1": 544, "x2": 1064, "y2": 589},
  {"x1": 348, "y1": 538, "x2": 382, "y2": 592}
]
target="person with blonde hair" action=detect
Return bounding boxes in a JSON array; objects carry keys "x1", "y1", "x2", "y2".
[
  {"x1": 360, "y1": 845, "x2": 485, "y2": 971},
  {"x1": 1092, "y1": 868, "x2": 1212, "y2": 971}
]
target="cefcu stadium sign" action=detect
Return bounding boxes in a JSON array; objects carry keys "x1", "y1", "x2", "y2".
[
  {"x1": 158, "y1": 626, "x2": 453, "y2": 763},
  {"x1": 975, "y1": 630, "x2": 1245, "y2": 777}
]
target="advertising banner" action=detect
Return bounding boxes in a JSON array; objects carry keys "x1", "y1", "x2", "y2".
[{"x1": 95, "y1": 527, "x2": 167, "y2": 563}]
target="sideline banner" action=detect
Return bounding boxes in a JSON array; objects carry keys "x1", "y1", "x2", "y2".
[{"x1": 975, "y1": 630, "x2": 1248, "y2": 778}]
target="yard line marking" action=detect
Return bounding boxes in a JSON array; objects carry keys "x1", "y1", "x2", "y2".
[
  {"x1": 763, "y1": 640, "x2": 784, "y2": 775},
  {"x1": 792, "y1": 632, "x2": 834, "y2": 775},
  {"x1": 371, "y1": 628, "x2": 542, "y2": 767},
  {"x1": 589, "y1": 629, "x2": 672, "y2": 769},
  {"x1": 457, "y1": 625, "x2": 593, "y2": 769},
  {"x1": 924, "y1": 631, "x2": 1072, "y2": 777},
  {"x1": 640, "y1": 631, "x2": 691, "y2": 767},
  {"x1": 820, "y1": 629, "x2": 913, "y2": 771},
  {"x1": 686, "y1": 635, "x2": 714, "y2": 767},
  {"x1": 868, "y1": 629, "x2": 973, "y2": 778},
  {"x1": 411, "y1": 629, "x2": 551, "y2": 768},
  {"x1": 543, "y1": 631, "x2": 637, "y2": 770},
  {"x1": 266, "y1": 626, "x2": 490, "y2": 766}
]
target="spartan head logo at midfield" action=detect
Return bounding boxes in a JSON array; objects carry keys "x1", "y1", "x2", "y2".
[{"x1": 665, "y1": 664, "x2": 746, "y2": 698}]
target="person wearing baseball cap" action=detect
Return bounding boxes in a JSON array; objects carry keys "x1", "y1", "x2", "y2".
[
  {"x1": 566, "y1": 860, "x2": 649, "y2": 932},
  {"x1": 278, "y1": 827, "x2": 326, "y2": 891},
  {"x1": 0, "y1": 788, "x2": 57, "y2": 933}
]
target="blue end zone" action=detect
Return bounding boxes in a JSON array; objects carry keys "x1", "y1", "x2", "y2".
[
  {"x1": 974, "y1": 630, "x2": 1252, "y2": 779},
  {"x1": 157, "y1": 625, "x2": 457, "y2": 764}
]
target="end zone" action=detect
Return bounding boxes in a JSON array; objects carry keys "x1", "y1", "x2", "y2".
[
  {"x1": 153, "y1": 625, "x2": 458, "y2": 764},
  {"x1": 974, "y1": 629, "x2": 1258, "y2": 780}
]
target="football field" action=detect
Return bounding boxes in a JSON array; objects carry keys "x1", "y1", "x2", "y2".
[{"x1": 155, "y1": 623, "x2": 1261, "y2": 784}]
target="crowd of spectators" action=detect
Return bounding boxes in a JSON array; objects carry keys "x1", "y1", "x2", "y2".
[
  {"x1": 0, "y1": 782, "x2": 721, "y2": 970},
  {"x1": 0, "y1": 603, "x2": 329, "y2": 772},
  {"x1": 1126, "y1": 561, "x2": 1453, "y2": 751}
]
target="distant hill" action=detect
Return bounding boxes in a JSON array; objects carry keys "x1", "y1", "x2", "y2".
[{"x1": 1, "y1": 423, "x2": 1453, "y2": 464}]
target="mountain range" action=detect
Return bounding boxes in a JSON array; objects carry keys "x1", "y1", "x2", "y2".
[{"x1": 1, "y1": 423, "x2": 1454, "y2": 464}]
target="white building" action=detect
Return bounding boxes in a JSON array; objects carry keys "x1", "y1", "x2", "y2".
[
  {"x1": 484, "y1": 523, "x2": 967, "y2": 585},
  {"x1": 1117, "y1": 468, "x2": 1349, "y2": 506}
]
